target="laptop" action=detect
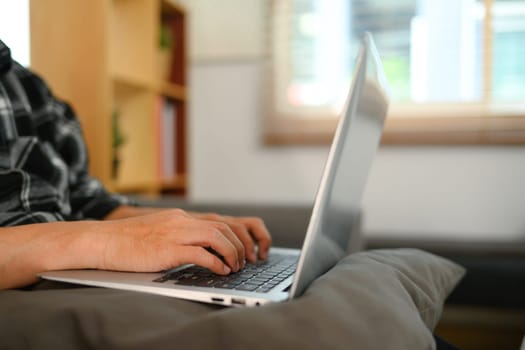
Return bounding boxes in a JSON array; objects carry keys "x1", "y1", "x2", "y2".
[{"x1": 40, "y1": 33, "x2": 390, "y2": 307}]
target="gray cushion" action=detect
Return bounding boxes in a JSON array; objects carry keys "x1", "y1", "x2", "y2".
[{"x1": 0, "y1": 249, "x2": 464, "y2": 350}]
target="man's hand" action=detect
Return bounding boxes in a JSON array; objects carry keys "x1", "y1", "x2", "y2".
[
  {"x1": 99, "y1": 208, "x2": 272, "y2": 275},
  {"x1": 189, "y1": 212, "x2": 272, "y2": 262},
  {"x1": 105, "y1": 205, "x2": 272, "y2": 266}
]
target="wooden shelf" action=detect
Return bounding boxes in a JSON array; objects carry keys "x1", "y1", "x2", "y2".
[
  {"x1": 30, "y1": 0, "x2": 188, "y2": 196},
  {"x1": 160, "y1": 175, "x2": 187, "y2": 191},
  {"x1": 114, "y1": 174, "x2": 186, "y2": 194},
  {"x1": 113, "y1": 74, "x2": 186, "y2": 101},
  {"x1": 162, "y1": 0, "x2": 186, "y2": 15},
  {"x1": 113, "y1": 73, "x2": 151, "y2": 91},
  {"x1": 159, "y1": 82, "x2": 186, "y2": 101}
]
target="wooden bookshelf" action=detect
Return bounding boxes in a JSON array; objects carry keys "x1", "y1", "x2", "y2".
[{"x1": 30, "y1": 0, "x2": 188, "y2": 196}]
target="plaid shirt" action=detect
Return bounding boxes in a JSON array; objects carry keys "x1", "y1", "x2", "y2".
[{"x1": 0, "y1": 40, "x2": 128, "y2": 226}]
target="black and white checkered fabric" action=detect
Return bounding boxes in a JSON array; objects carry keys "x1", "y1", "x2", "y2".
[{"x1": 0, "y1": 39, "x2": 128, "y2": 226}]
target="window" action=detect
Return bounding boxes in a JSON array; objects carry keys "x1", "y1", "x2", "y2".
[
  {"x1": 266, "y1": 0, "x2": 525, "y2": 144},
  {"x1": 0, "y1": 0, "x2": 30, "y2": 67}
]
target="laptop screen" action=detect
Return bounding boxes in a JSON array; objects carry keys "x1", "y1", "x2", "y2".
[{"x1": 290, "y1": 33, "x2": 391, "y2": 298}]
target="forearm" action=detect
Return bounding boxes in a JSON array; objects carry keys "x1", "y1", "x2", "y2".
[
  {"x1": 104, "y1": 205, "x2": 165, "y2": 220},
  {"x1": 0, "y1": 221, "x2": 105, "y2": 290}
]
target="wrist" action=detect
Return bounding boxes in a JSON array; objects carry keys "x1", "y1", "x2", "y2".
[
  {"x1": 41, "y1": 220, "x2": 108, "y2": 271},
  {"x1": 104, "y1": 205, "x2": 162, "y2": 220}
]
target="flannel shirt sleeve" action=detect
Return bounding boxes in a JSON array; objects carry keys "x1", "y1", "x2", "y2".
[
  {"x1": 16, "y1": 69, "x2": 131, "y2": 220},
  {"x1": 0, "y1": 53, "x2": 130, "y2": 226}
]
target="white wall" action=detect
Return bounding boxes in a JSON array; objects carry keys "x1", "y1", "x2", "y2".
[
  {"x1": 188, "y1": 61, "x2": 525, "y2": 240},
  {"x1": 174, "y1": 0, "x2": 267, "y2": 62}
]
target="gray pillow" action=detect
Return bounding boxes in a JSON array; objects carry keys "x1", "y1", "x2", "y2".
[{"x1": 0, "y1": 249, "x2": 464, "y2": 350}]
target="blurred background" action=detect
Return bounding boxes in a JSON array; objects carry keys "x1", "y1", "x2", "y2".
[{"x1": 1, "y1": 0, "x2": 525, "y2": 240}]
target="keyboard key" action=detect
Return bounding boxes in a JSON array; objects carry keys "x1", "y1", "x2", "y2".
[
  {"x1": 259, "y1": 272, "x2": 277, "y2": 278},
  {"x1": 174, "y1": 278, "x2": 199, "y2": 286},
  {"x1": 236, "y1": 283, "x2": 259, "y2": 291},
  {"x1": 256, "y1": 286, "x2": 273, "y2": 293},
  {"x1": 249, "y1": 278, "x2": 270, "y2": 285},
  {"x1": 195, "y1": 279, "x2": 219, "y2": 287},
  {"x1": 153, "y1": 276, "x2": 168, "y2": 283}
]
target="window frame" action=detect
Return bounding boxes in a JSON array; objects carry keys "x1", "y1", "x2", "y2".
[{"x1": 265, "y1": 0, "x2": 525, "y2": 146}]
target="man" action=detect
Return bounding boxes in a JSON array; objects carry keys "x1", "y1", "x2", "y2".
[{"x1": 0, "y1": 39, "x2": 271, "y2": 290}]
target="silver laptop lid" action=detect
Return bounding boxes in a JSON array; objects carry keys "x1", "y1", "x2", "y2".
[{"x1": 290, "y1": 33, "x2": 390, "y2": 298}]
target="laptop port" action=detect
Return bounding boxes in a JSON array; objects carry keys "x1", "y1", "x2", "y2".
[
  {"x1": 231, "y1": 298, "x2": 246, "y2": 305},
  {"x1": 211, "y1": 297, "x2": 224, "y2": 303}
]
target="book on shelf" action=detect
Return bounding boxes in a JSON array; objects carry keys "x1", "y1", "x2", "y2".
[{"x1": 155, "y1": 96, "x2": 178, "y2": 181}]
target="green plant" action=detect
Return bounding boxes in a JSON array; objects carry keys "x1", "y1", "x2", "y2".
[
  {"x1": 112, "y1": 109, "x2": 126, "y2": 150},
  {"x1": 159, "y1": 23, "x2": 173, "y2": 50},
  {"x1": 111, "y1": 109, "x2": 126, "y2": 179}
]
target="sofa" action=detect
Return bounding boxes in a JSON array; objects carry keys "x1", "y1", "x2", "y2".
[{"x1": 1, "y1": 197, "x2": 521, "y2": 350}]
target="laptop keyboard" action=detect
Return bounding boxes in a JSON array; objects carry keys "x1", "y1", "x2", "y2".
[{"x1": 153, "y1": 253, "x2": 298, "y2": 293}]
